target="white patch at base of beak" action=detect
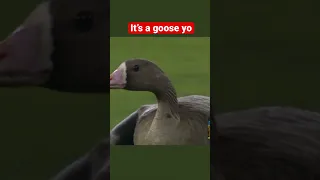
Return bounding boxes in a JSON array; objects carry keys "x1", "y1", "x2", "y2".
[
  {"x1": 21, "y1": 1, "x2": 54, "y2": 73},
  {"x1": 118, "y1": 62, "x2": 127, "y2": 84},
  {"x1": 110, "y1": 62, "x2": 127, "y2": 88}
]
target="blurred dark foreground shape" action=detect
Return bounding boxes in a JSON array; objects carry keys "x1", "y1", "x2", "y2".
[
  {"x1": 213, "y1": 107, "x2": 320, "y2": 180},
  {"x1": 1, "y1": 0, "x2": 320, "y2": 179},
  {"x1": 0, "y1": 0, "x2": 109, "y2": 179},
  {"x1": 211, "y1": 0, "x2": 320, "y2": 178}
]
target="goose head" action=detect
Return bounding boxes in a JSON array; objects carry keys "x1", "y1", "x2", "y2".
[
  {"x1": 110, "y1": 59, "x2": 169, "y2": 94},
  {"x1": 0, "y1": 0, "x2": 109, "y2": 93}
]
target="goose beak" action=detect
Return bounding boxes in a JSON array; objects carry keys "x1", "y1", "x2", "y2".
[
  {"x1": 0, "y1": 26, "x2": 52, "y2": 86},
  {"x1": 110, "y1": 68, "x2": 126, "y2": 89},
  {"x1": 0, "y1": 2, "x2": 53, "y2": 86}
]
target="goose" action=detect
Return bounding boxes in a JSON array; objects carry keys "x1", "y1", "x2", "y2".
[
  {"x1": 0, "y1": 0, "x2": 108, "y2": 91},
  {"x1": 215, "y1": 107, "x2": 320, "y2": 180},
  {"x1": 0, "y1": 1, "x2": 109, "y2": 180},
  {"x1": 110, "y1": 59, "x2": 210, "y2": 145},
  {"x1": 10, "y1": 1, "x2": 319, "y2": 180},
  {"x1": 3, "y1": 0, "x2": 320, "y2": 180}
]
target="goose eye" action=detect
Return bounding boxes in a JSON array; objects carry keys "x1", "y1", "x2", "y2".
[
  {"x1": 74, "y1": 11, "x2": 94, "y2": 33},
  {"x1": 133, "y1": 65, "x2": 140, "y2": 72}
]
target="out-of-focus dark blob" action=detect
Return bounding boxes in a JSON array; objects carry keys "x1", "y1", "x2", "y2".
[
  {"x1": 47, "y1": 0, "x2": 110, "y2": 179},
  {"x1": 215, "y1": 107, "x2": 320, "y2": 180},
  {"x1": 0, "y1": 0, "x2": 109, "y2": 93},
  {"x1": 0, "y1": 0, "x2": 110, "y2": 179},
  {"x1": 109, "y1": 106, "x2": 320, "y2": 180},
  {"x1": 52, "y1": 138, "x2": 110, "y2": 180},
  {"x1": 48, "y1": 0, "x2": 109, "y2": 93},
  {"x1": 210, "y1": 104, "x2": 225, "y2": 180},
  {"x1": 55, "y1": 106, "x2": 320, "y2": 180},
  {"x1": 3, "y1": 1, "x2": 320, "y2": 180},
  {"x1": 0, "y1": 2, "x2": 53, "y2": 86}
]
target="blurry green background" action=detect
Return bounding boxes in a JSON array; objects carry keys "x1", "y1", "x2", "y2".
[
  {"x1": 0, "y1": 2, "x2": 108, "y2": 180},
  {"x1": 110, "y1": 0, "x2": 210, "y2": 37},
  {"x1": 212, "y1": 0, "x2": 320, "y2": 114},
  {"x1": 110, "y1": 37, "x2": 210, "y2": 127}
]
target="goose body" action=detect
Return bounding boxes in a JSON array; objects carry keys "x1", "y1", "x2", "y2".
[
  {"x1": 215, "y1": 106, "x2": 320, "y2": 179},
  {"x1": 110, "y1": 106, "x2": 320, "y2": 179},
  {"x1": 134, "y1": 95, "x2": 210, "y2": 145},
  {"x1": 2, "y1": 0, "x2": 320, "y2": 179},
  {"x1": 110, "y1": 59, "x2": 210, "y2": 145},
  {"x1": 0, "y1": 0, "x2": 109, "y2": 179}
]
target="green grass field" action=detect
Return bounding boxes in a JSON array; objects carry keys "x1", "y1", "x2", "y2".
[{"x1": 110, "y1": 37, "x2": 210, "y2": 128}]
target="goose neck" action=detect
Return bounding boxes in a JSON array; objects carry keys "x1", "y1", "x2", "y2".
[{"x1": 154, "y1": 81, "x2": 179, "y2": 120}]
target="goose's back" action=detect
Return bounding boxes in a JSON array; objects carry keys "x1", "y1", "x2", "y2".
[{"x1": 216, "y1": 106, "x2": 320, "y2": 179}]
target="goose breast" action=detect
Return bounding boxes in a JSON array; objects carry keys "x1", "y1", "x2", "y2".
[{"x1": 134, "y1": 95, "x2": 210, "y2": 145}]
